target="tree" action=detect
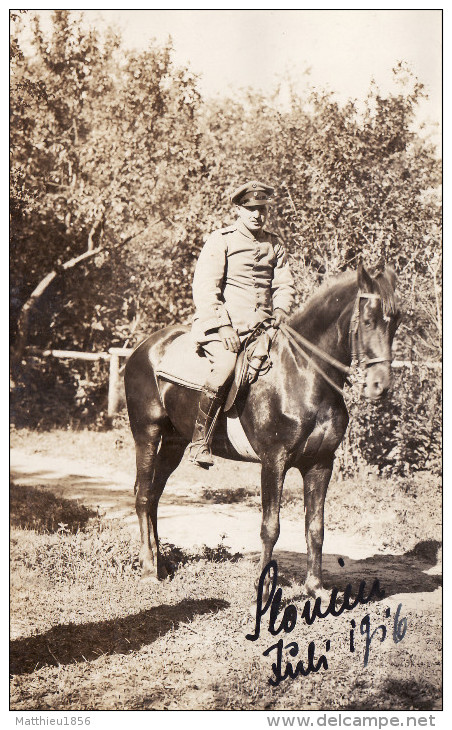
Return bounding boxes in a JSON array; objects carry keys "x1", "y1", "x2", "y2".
[{"x1": 11, "y1": 10, "x2": 203, "y2": 356}]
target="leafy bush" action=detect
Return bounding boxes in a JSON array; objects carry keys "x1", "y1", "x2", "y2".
[
  {"x1": 10, "y1": 355, "x2": 109, "y2": 429},
  {"x1": 201, "y1": 486, "x2": 258, "y2": 504},
  {"x1": 11, "y1": 13, "x2": 440, "y2": 359},
  {"x1": 339, "y1": 367, "x2": 441, "y2": 477}
]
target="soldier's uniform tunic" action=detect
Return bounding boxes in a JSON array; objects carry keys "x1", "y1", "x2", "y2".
[
  {"x1": 192, "y1": 220, "x2": 295, "y2": 387},
  {"x1": 187, "y1": 179, "x2": 294, "y2": 467}
]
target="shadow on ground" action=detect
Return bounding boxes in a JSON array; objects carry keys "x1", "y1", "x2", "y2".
[
  {"x1": 10, "y1": 597, "x2": 229, "y2": 676},
  {"x1": 10, "y1": 470, "x2": 135, "y2": 513},
  {"x1": 258, "y1": 539, "x2": 442, "y2": 600},
  {"x1": 344, "y1": 677, "x2": 442, "y2": 711},
  {"x1": 9, "y1": 469, "x2": 210, "y2": 510},
  {"x1": 10, "y1": 483, "x2": 98, "y2": 533}
]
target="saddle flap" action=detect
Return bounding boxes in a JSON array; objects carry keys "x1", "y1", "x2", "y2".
[
  {"x1": 155, "y1": 333, "x2": 210, "y2": 390},
  {"x1": 155, "y1": 327, "x2": 273, "y2": 411}
]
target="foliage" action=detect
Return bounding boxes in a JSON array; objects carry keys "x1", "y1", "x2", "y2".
[
  {"x1": 10, "y1": 11, "x2": 441, "y2": 474},
  {"x1": 338, "y1": 367, "x2": 441, "y2": 477},
  {"x1": 10, "y1": 354, "x2": 109, "y2": 429},
  {"x1": 10, "y1": 10, "x2": 202, "y2": 347},
  {"x1": 201, "y1": 486, "x2": 257, "y2": 504}
]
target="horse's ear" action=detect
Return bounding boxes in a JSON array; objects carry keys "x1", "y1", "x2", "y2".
[
  {"x1": 357, "y1": 262, "x2": 374, "y2": 292},
  {"x1": 383, "y1": 266, "x2": 397, "y2": 291}
]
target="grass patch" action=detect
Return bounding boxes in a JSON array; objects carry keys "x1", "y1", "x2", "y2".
[
  {"x1": 201, "y1": 486, "x2": 258, "y2": 504},
  {"x1": 10, "y1": 521, "x2": 243, "y2": 587},
  {"x1": 10, "y1": 513, "x2": 442, "y2": 710},
  {"x1": 10, "y1": 428, "x2": 442, "y2": 710},
  {"x1": 10, "y1": 596, "x2": 229, "y2": 676},
  {"x1": 10, "y1": 424, "x2": 136, "y2": 474}
]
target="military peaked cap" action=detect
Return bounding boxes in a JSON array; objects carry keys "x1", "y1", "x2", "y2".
[{"x1": 230, "y1": 180, "x2": 275, "y2": 207}]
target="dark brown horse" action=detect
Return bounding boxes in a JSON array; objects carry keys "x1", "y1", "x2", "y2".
[{"x1": 124, "y1": 264, "x2": 399, "y2": 598}]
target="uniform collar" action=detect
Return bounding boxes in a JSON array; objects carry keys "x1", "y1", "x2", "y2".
[{"x1": 236, "y1": 218, "x2": 265, "y2": 241}]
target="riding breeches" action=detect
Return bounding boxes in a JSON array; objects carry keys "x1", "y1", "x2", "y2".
[{"x1": 200, "y1": 340, "x2": 238, "y2": 391}]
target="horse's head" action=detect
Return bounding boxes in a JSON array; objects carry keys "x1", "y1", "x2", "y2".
[{"x1": 355, "y1": 264, "x2": 400, "y2": 400}]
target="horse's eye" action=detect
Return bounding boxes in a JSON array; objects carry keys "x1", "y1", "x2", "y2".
[{"x1": 363, "y1": 318, "x2": 372, "y2": 328}]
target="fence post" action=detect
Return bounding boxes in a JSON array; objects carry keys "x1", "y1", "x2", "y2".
[{"x1": 107, "y1": 350, "x2": 120, "y2": 420}]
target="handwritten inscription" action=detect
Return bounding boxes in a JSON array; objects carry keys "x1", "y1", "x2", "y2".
[{"x1": 246, "y1": 559, "x2": 407, "y2": 686}]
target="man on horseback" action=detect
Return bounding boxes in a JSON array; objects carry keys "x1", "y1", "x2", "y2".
[{"x1": 188, "y1": 180, "x2": 295, "y2": 468}]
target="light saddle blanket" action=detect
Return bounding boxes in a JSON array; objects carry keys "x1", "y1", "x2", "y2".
[{"x1": 154, "y1": 333, "x2": 259, "y2": 461}]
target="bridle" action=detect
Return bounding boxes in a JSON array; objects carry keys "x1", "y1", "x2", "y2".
[
  {"x1": 279, "y1": 291, "x2": 392, "y2": 397},
  {"x1": 349, "y1": 292, "x2": 392, "y2": 368}
]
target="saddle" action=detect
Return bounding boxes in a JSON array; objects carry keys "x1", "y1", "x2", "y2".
[{"x1": 155, "y1": 322, "x2": 276, "y2": 412}]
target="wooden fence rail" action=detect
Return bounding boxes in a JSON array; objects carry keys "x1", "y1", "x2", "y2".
[
  {"x1": 392, "y1": 360, "x2": 441, "y2": 369},
  {"x1": 24, "y1": 347, "x2": 441, "y2": 419},
  {"x1": 26, "y1": 346, "x2": 132, "y2": 418}
]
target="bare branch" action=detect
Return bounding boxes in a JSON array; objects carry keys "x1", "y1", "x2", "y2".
[{"x1": 11, "y1": 219, "x2": 162, "y2": 366}]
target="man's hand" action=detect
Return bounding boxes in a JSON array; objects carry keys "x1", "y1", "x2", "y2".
[
  {"x1": 273, "y1": 308, "x2": 288, "y2": 327},
  {"x1": 218, "y1": 325, "x2": 241, "y2": 353}
]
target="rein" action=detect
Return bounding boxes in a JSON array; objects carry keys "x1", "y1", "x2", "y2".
[
  {"x1": 279, "y1": 322, "x2": 347, "y2": 396},
  {"x1": 279, "y1": 291, "x2": 389, "y2": 397}
]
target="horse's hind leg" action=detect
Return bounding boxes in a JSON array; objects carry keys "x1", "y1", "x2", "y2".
[
  {"x1": 146, "y1": 433, "x2": 186, "y2": 579},
  {"x1": 135, "y1": 427, "x2": 186, "y2": 581},
  {"x1": 134, "y1": 425, "x2": 162, "y2": 581}
]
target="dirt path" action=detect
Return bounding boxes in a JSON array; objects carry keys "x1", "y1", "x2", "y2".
[
  {"x1": 10, "y1": 448, "x2": 382, "y2": 555},
  {"x1": 10, "y1": 448, "x2": 265, "y2": 553},
  {"x1": 10, "y1": 447, "x2": 442, "y2": 613}
]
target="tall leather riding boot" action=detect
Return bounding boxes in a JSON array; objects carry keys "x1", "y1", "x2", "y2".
[{"x1": 188, "y1": 386, "x2": 225, "y2": 468}]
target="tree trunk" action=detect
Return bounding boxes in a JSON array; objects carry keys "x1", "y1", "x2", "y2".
[
  {"x1": 87, "y1": 205, "x2": 105, "y2": 251},
  {"x1": 11, "y1": 220, "x2": 161, "y2": 368},
  {"x1": 11, "y1": 246, "x2": 104, "y2": 367}
]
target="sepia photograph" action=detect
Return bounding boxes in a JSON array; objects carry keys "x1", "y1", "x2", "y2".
[{"x1": 10, "y1": 7, "x2": 442, "y2": 717}]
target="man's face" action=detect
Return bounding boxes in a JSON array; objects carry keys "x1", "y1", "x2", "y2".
[{"x1": 235, "y1": 204, "x2": 268, "y2": 232}]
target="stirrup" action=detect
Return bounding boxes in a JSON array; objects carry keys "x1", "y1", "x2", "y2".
[{"x1": 188, "y1": 440, "x2": 214, "y2": 469}]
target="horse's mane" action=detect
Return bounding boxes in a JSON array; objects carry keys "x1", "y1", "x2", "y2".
[
  {"x1": 289, "y1": 268, "x2": 398, "y2": 329},
  {"x1": 289, "y1": 272, "x2": 356, "y2": 329},
  {"x1": 374, "y1": 269, "x2": 398, "y2": 318}
]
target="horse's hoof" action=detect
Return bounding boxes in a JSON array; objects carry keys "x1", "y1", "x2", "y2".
[
  {"x1": 303, "y1": 583, "x2": 330, "y2": 604},
  {"x1": 140, "y1": 571, "x2": 160, "y2": 584},
  {"x1": 316, "y1": 588, "x2": 331, "y2": 605}
]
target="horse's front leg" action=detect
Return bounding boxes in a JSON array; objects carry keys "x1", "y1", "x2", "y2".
[
  {"x1": 258, "y1": 455, "x2": 287, "y2": 601},
  {"x1": 301, "y1": 458, "x2": 334, "y2": 599}
]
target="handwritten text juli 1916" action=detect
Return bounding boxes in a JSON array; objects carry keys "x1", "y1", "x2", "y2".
[{"x1": 246, "y1": 559, "x2": 407, "y2": 686}]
